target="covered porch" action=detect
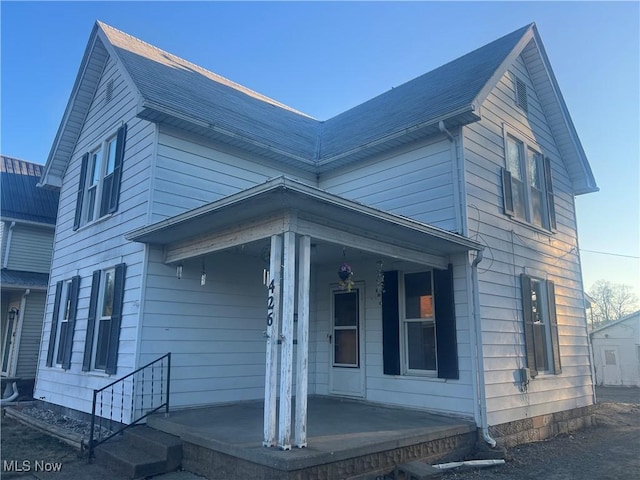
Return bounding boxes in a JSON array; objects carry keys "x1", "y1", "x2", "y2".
[
  {"x1": 126, "y1": 176, "x2": 483, "y2": 455},
  {"x1": 147, "y1": 396, "x2": 476, "y2": 479}
]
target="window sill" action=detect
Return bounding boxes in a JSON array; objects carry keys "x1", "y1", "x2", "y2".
[
  {"x1": 505, "y1": 214, "x2": 554, "y2": 236},
  {"x1": 74, "y1": 212, "x2": 115, "y2": 233}
]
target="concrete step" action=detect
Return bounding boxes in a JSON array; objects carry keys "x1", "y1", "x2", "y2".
[
  {"x1": 124, "y1": 426, "x2": 182, "y2": 471},
  {"x1": 94, "y1": 426, "x2": 182, "y2": 479}
]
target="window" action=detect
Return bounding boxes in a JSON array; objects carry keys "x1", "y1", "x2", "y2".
[
  {"x1": 403, "y1": 272, "x2": 436, "y2": 372},
  {"x1": 381, "y1": 266, "x2": 458, "y2": 379},
  {"x1": 73, "y1": 124, "x2": 127, "y2": 230},
  {"x1": 83, "y1": 264, "x2": 126, "y2": 374},
  {"x1": 46, "y1": 276, "x2": 80, "y2": 370},
  {"x1": 502, "y1": 128, "x2": 556, "y2": 230},
  {"x1": 521, "y1": 274, "x2": 561, "y2": 377}
]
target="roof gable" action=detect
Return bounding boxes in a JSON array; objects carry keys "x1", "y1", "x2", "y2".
[
  {"x1": 1, "y1": 156, "x2": 59, "y2": 225},
  {"x1": 41, "y1": 22, "x2": 596, "y2": 194}
]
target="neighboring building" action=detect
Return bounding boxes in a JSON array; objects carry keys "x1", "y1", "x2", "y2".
[
  {"x1": 1, "y1": 156, "x2": 59, "y2": 398},
  {"x1": 35, "y1": 21, "x2": 598, "y2": 451},
  {"x1": 590, "y1": 311, "x2": 640, "y2": 387}
]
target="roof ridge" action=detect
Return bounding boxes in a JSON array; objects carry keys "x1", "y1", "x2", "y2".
[{"x1": 96, "y1": 21, "x2": 316, "y2": 120}]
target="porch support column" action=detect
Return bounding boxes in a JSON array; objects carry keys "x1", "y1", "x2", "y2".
[
  {"x1": 278, "y1": 231, "x2": 296, "y2": 450},
  {"x1": 294, "y1": 235, "x2": 311, "y2": 448},
  {"x1": 263, "y1": 234, "x2": 282, "y2": 447}
]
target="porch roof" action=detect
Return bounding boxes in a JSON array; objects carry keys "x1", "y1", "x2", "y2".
[{"x1": 125, "y1": 177, "x2": 482, "y2": 264}]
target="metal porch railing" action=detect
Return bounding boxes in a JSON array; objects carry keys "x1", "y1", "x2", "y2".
[{"x1": 88, "y1": 352, "x2": 171, "y2": 459}]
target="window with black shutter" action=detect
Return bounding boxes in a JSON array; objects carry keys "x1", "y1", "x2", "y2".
[
  {"x1": 82, "y1": 263, "x2": 126, "y2": 374},
  {"x1": 521, "y1": 274, "x2": 561, "y2": 376},
  {"x1": 73, "y1": 124, "x2": 126, "y2": 229},
  {"x1": 47, "y1": 276, "x2": 80, "y2": 370}
]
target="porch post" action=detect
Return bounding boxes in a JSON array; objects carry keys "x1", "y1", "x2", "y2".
[
  {"x1": 263, "y1": 234, "x2": 282, "y2": 447},
  {"x1": 294, "y1": 235, "x2": 311, "y2": 448},
  {"x1": 278, "y1": 231, "x2": 296, "y2": 450}
]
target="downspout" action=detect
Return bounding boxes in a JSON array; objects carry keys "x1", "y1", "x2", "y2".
[
  {"x1": 471, "y1": 249, "x2": 497, "y2": 447},
  {"x1": 3, "y1": 221, "x2": 16, "y2": 268},
  {"x1": 439, "y1": 121, "x2": 464, "y2": 234}
]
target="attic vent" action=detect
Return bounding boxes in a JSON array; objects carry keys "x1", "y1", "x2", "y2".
[
  {"x1": 515, "y1": 77, "x2": 528, "y2": 112},
  {"x1": 105, "y1": 79, "x2": 114, "y2": 104}
]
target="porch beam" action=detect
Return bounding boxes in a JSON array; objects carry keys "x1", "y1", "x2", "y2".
[
  {"x1": 294, "y1": 235, "x2": 311, "y2": 448},
  {"x1": 164, "y1": 215, "x2": 287, "y2": 264},
  {"x1": 263, "y1": 234, "x2": 282, "y2": 447},
  {"x1": 278, "y1": 231, "x2": 296, "y2": 450},
  {"x1": 296, "y1": 219, "x2": 449, "y2": 269}
]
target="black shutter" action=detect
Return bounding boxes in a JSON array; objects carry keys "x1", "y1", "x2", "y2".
[
  {"x1": 520, "y1": 274, "x2": 538, "y2": 377},
  {"x1": 543, "y1": 157, "x2": 557, "y2": 231},
  {"x1": 46, "y1": 281, "x2": 64, "y2": 367},
  {"x1": 547, "y1": 281, "x2": 562, "y2": 374},
  {"x1": 434, "y1": 264, "x2": 459, "y2": 379},
  {"x1": 73, "y1": 153, "x2": 89, "y2": 231},
  {"x1": 382, "y1": 271, "x2": 400, "y2": 375},
  {"x1": 105, "y1": 263, "x2": 126, "y2": 375},
  {"x1": 107, "y1": 124, "x2": 127, "y2": 215},
  {"x1": 61, "y1": 276, "x2": 80, "y2": 370},
  {"x1": 82, "y1": 270, "x2": 101, "y2": 372},
  {"x1": 501, "y1": 168, "x2": 514, "y2": 216}
]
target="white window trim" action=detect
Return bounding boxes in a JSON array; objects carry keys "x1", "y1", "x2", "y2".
[
  {"x1": 92, "y1": 267, "x2": 115, "y2": 371},
  {"x1": 400, "y1": 270, "x2": 438, "y2": 377},
  {"x1": 81, "y1": 133, "x2": 118, "y2": 227},
  {"x1": 53, "y1": 280, "x2": 72, "y2": 367},
  {"x1": 502, "y1": 124, "x2": 550, "y2": 231}
]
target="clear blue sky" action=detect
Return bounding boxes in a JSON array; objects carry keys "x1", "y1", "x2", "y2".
[{"x1": 2, "y1": 1, "x2": 639, "y2": 299}]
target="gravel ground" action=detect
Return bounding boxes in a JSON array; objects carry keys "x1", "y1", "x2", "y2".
[{"x1": 16, "y1": 406, "x2": 112, "y2": 439}]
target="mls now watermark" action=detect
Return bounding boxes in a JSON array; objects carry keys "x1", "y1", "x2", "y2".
[{"x1": 3, "y1": 459, "x2": 63, "y2": 473}]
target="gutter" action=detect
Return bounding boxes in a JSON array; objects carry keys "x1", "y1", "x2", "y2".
[{"x1": 470, "y1": 249, "x2": 497, "y2": 447}]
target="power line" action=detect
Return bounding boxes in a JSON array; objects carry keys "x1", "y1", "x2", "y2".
[{"x1": 580, "y1": 249, "x2": 640, "y2": 259}]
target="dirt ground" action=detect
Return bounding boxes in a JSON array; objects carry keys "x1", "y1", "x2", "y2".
[{"x1": 1, "y1": 394, "x2": 639, "y2": 479}]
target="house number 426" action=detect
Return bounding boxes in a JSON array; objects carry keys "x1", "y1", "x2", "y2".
[{"x1": 266, "y1": 279, "x2": 275, "y2": 326}]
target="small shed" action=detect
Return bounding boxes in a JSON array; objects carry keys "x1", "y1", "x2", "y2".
[{"x1": 590, "y1": 311, "x2": 640, "y2": 386}]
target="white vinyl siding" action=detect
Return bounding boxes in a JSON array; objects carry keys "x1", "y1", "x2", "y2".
[
  {"x1": 35, "y1": 54, "x2": 154, "y2": 419},
  {"x1": 151, "y1": 128, "x2": 316, "y2": 222},
  {"x1": 3, "y1": 224, "x2": 55, "y2": 273},
  {"x1": 312, "y1": 254, "x2": 474, "y2": 418},
  {"x1": 319, "y1": 137, "x2": 459, "y2": 232},
  {"x1": 463, "y1": 55, "x2": 592, "y2": 426},
  {"x1": 15, "y1": 291, "x2": 47, "y2": 378}
]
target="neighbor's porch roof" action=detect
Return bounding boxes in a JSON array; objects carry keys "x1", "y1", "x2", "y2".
[{"x1": 125, "y1": 176, "x2": 482, "y2": 269}]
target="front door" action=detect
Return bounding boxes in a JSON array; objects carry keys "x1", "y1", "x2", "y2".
[{"x1": 329, "y1": 287, "x2": 365, "y2": 397}]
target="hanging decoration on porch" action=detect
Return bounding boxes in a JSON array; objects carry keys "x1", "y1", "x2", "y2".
[
  {"x1": 261, "y1": 244, "x2": 271, "y2": 286},
  {"x1": 176, "y1": 263, "x2": 183, "y2": 280},
  {"x1": 201, "y1": 257, "x2": 207, "y2": 286},
  {"x1": 375, "y1": 260, "x2": 385, "y2": 305},
  {"x1": 338, "y1": 248, "x2": 354, "y2": 292}
]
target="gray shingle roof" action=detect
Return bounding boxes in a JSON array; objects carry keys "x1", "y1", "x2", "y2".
[
  {"x1": 100, "y1": 22, "x2": 529, "y2": 167},
  {"x1": 1, "y1": 156, "x2": 59, "y2": 225}
]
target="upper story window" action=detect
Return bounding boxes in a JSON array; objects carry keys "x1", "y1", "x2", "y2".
[
  {"x1": 501, "y1": 127, "x2": 557, "y2": 231},
  {"x1": 73, "y1": 124, "x2": 127, "y2": 230}
]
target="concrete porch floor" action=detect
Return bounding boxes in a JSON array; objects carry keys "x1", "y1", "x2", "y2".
[{"x1": 147, "y1": 396, "x2": 477, "y2": 479}]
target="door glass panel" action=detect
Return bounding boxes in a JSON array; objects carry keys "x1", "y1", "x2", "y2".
[
  {"x1": 334, "y1": 330, "x2": 358, "y2": 366},
  {"x1": 333, "y1": 290, "x2": 359, "y2": 367},
  {"x1": 334, "y1": 292, "x2": 357, "y2": 326}
]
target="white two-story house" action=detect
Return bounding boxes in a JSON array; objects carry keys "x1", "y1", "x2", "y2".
[{"x1": 35, "y1": 21, "x2": 598, "y2": 452}]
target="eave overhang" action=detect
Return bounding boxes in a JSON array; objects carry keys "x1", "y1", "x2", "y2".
[{"x1": 126, "y1": 176, "x2": 483, "y2": 265}]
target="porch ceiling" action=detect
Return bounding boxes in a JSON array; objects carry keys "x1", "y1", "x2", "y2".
[{"x1": 125, "y1": 176, "x2": 482, "y2": 265}]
